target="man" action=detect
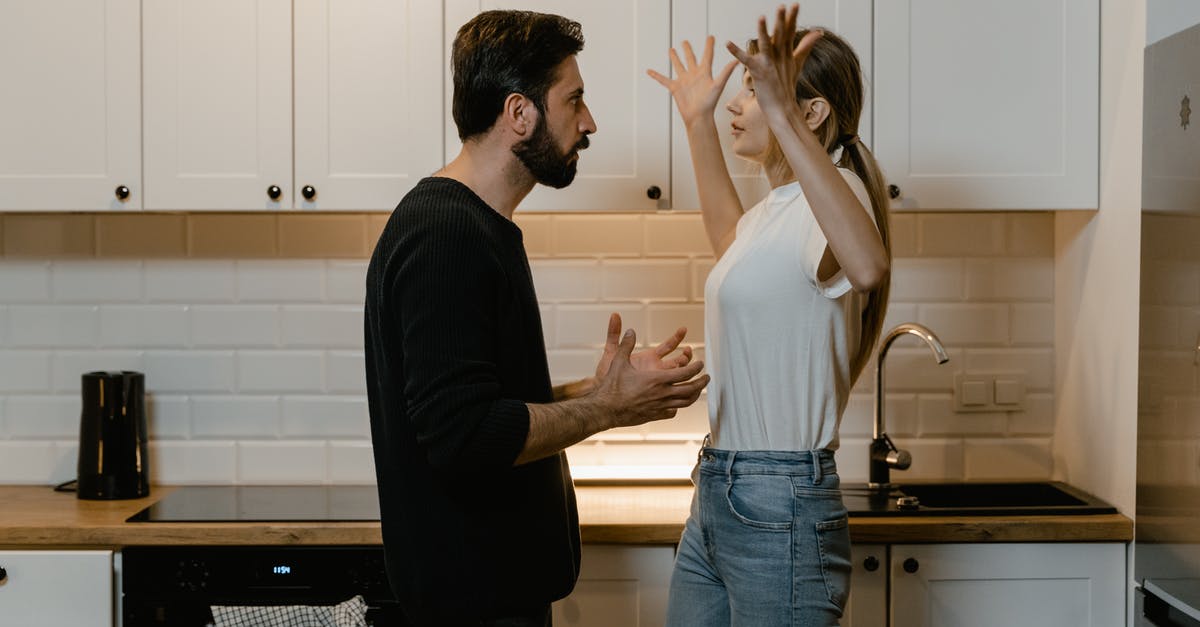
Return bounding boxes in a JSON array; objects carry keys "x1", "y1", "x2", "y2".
[{"x1": 365, "y1": 10, "x2": 709, "y2": 627}]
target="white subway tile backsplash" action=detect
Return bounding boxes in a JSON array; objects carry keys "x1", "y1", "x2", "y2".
[
  {"x1": 146, "y1": 394, "x2": 191, "y2": 439},
  {"x1": 890, "y1": 259, "x2": 964, "y2": 302},
  {"x1": 4, "y1": 396, "x2": 77, "y2": 439},
  {"x1": 7, "y1": 306, "x2": 98, "y2": 348},
  {"x1": 602, "y1": 260, "x2": 690, "y2": 301},
  {"x1": 964, "y1": 438, "x2": 1053, "y2": 480},
  {"x1": 1008, "y1": 393, "x2": 1055, "y2": 436},
  {"x1": 191, "y1": 306, "x2": 280, "y2": 348},
  {"x1": 51, "y1": 350, "x2": 143, "y2": 393},
  {"x1": 191, "y1": 396, "x2": 280, "y2": 438},
  {"x1": 150, "y1": 441, "x2": 237, "y2": 485},
  {"x1": 143, "y1": 351, "x2": 235, "y2": 393},
  {"x1": 329, "y1": 441, "x2": 376, "y2": 483},
  {"x1": 917, "y1": 304, "x2": 1009, "y2": 346},
  {"x1": 100, "y1": 305, "x2": 190, "y2": 348},
  {"x1": 646, "y1": 304, "x2": 705, "y2": 344},
  {"x1": 281, "y1": 396, "x2": 370, "y2": 438},
  {"x1": 145, "y1": 261, "x2": 236, "y2": 302},
  {"x1": 52, "y1": 261, "x2": 142, "y2": 303},
  {"x1": 237, "y1": 441, "x2": 328, "y2": 483},
  {"x1": 0, "y1": 262, "x2": 52, "y2": 303},
  {"x1": 917, "y1": 395, "x2": 1006, "y2": 436},
  {"x1": 0, "y1": 350, "x2": 53, "y2": 393},
  {"x1": 281, "y1": 306, "x2": 365, "y2": 348},
  {"x1": 877, "y1": 347, "x2": 963, "y2": 392},
  {"x1": 530, "y1": 260, "x2": 602, "y2": 302},
  {"x1": 0, "y1": 441, "x2": 59, "y2": 483},
  {"x1": 238, "y1": 351, "x2": 325, "y2": 393},
  {"x1": 964, "y1": 258, "x2": 1054, "y2": 302},
  {"x1": 236, "y1": 261, "x2": 325, "y2": 303},
  {"x1": 325, "y1": 261, "x2": 368, "y2": 304},
  {"x1": 547, "y1": 349, "x2": 601, "y2": 384},
  {"x1": 556, "y1": 304, "x2": 646, "y2": 348},
  {"x1": 0, "y1": 209, "x2": 1061, "y2": 485},
  {"x1": 1011, "y1": 304, "x2": 1055, "y2": 346},
  {"x1": 963, "y1": 349, "x2": 1054, "y2": 392},
  {"x1": 326, "y1": 351, "x2": 367, "y2": 394}
]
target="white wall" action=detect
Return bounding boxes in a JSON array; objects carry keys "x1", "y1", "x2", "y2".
[
  {"x1": 1053, "y1": 0, "x2": 1143, "y2": 518},
  {"x1": 1146, "y1": 0, "x2": 1200, "y2": 44}
]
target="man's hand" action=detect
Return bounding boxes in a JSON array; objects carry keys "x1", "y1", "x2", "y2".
[
  {"x1": 594, "y1": 313, "x2": 694, "y2": 381},
  {"x1": 592, "y1": 326, "x2": 709, "y2": 430}
]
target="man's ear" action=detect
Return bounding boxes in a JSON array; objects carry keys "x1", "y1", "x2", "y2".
[
  {"x1": 803, "y1": 97, "x2": 832, "y2": 132},
  {"x1": 503, "y1": 93, "x2": 537, "y2": 137}
]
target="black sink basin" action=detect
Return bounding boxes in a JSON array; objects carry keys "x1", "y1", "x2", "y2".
[{"x1": 842, "y1": 481, "x2": 1118, "y2": 517}]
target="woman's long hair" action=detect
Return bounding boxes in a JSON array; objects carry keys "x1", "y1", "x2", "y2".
[{"x1": 750, "y1": 29, "x2": 891, "y2": 384}]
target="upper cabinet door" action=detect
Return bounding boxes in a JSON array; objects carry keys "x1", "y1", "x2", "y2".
[
  {"x1": 0, "y1": 0, "x2": 140, "y2": 211},
  {"x1": 144, "y1": 0, "x2": 292, "y2": 210},
  {"x1": 874, "y1": 0, "x2": 1099, "y2": 210},
  {"x1": 445, "y1": 0, "x2": 670, "y2": 211},
  {"x1": 294, "y1": 0, "x2": 444, "y2": 210},
  {"x1": 671, "y1": 0, "x2": 872, "y2": 212}
]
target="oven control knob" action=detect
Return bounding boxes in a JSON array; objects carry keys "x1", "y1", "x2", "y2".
[{"x1": 175, "y1": 559, "x2": 210, "y2": 592}]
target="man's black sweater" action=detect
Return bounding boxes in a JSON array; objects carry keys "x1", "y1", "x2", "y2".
[{"x1": 365, "y1": 177, "x2": 580, "y2": 625}]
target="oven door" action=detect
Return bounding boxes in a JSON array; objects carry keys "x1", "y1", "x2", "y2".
[{"x1": 121, "y1": 546, "x2": 408, "y2": 627}]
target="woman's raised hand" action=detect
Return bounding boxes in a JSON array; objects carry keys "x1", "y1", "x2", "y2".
[
  {"x1": 726, "y1": 3, "x2": 823, "y2": 118},
  {"x1": 647, "y1": 36, "x2": 739, "y2": 129}
]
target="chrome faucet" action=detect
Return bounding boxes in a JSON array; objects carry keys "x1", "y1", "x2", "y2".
[{"x1": 870, "y1": 323, "x2": 949, "y2": 489}]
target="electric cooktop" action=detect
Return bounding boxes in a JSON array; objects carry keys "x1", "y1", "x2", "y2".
[{"x1": 126, "y1": 485, "x2": 381, "y2": 522}]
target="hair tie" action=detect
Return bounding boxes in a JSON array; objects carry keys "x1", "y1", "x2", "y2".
[{"x1": 840, "y1": 133, "x2": 860, "y2": 147}]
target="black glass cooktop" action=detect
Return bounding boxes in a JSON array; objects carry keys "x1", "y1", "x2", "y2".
[{"x1": 126, "y1": 485, "x2": 381, "y2": 522}]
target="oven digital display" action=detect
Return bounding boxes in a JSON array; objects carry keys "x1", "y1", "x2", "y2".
[{"x1": 272, "y1": 565, "x2": 292, "y2": 575}]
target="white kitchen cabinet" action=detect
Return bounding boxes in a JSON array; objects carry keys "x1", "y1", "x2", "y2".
[
  {"x1": 874, "y1": 0, "x2": 1100, "y2": 210},
  {"x1": 293, "y1": 0, "x2": 445, "y2": 210},
  {"x1": 845, "y1": 544, "x2": 886, "y2": 627},
  {"x1": 0, "y1": 550, "x2": 113, "y2": 627},
  {"x1": 552, "y1": 545, "x2": 673, "y2": 627},
  {"x1": 671, "y1": 0, "x2": 872, "y2": 212},
  {"x1": 890, "y1": 543, "x2": 1124, "y2": 627},
  {"x1": 444, "y1": 0, "x2": 670, "y2": 211},
  {"x1": 0, "y1": 0, "x2": 141, "y2": 211},
  {"x1": 145, "y1": 0, "x2": 443, "y2": 211},
  {"x1": 143, "y1": 0, "x2": 293, "y2": 211}
]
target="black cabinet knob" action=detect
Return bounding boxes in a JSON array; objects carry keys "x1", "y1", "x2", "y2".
[
  {"x1": 301, "y1": 185, "x2": 317, "y2": 201},
  {"x1": 646, "y1": 185, "x2": 662, "y2": 200},
  {"x1": 115, "y1": 185, "x2": 130, "y2": 201},
  {"x1": 267, "y1": 185, "x2": 282, "y2": 200},
  {"x1": 0, "y1": 565, "x2": 7, "y2": 583},
  {"x1": 863, "y1": 556, "x2": 879, "y2": 572},
  {"x1": 903, "y1": 558, "x2": 919, "y2": 574},
  {"x1": 887, "y1": 184, "x2": 901, "y2": 200}
]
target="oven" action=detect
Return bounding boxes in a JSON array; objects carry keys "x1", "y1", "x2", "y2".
[
  {"x1": 121, "y1": 486, "x2": 407, "y2": 626},
  {"x1": 121, "y1": 545, "x2": 409, "y2": 626}
]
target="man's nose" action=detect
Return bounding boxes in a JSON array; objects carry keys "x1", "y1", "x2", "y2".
[{"x1": 580, "y1": 102, "x2": 597, "y2": 135}]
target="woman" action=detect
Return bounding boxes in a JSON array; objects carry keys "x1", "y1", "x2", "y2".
[{"x1": 647, "y1": 4, "x2": 892, "y2": 625}]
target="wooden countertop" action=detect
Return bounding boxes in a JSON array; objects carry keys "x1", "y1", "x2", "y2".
[{"x1": 0, "y1": 485, "x2": 1132, "y2": 548}]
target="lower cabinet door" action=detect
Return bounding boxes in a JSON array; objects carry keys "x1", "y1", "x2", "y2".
[
  {"x1": 890, "y1": 543, "x2": 1124, "y2": 627},
  {"x1": 553, "y1": 545, "x2": 674, "y2": 627},
  {"x1": 0, "y1": 550, "x2": 114, "y2": 627},
  {"x1": 845, "y1": 544, "x2": 887, "y2": 627}
]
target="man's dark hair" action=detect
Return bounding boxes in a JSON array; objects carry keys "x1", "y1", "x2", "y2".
[{"x1": 451, "y1": 10, "x2": 584, "y2": 141}]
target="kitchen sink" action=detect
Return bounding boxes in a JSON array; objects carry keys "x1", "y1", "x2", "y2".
[{"x1": 842, "y1": 481, "x2": 1118, "y2": 517}]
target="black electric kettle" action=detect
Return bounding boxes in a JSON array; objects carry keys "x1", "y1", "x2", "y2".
[{"x1": 76, "y1": 371, "x2": 150, "y2": 499}]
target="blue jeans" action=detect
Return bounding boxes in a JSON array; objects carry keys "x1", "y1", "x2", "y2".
[{"x1": 665, "y1": 447, "x2": 851, "y2": 627}]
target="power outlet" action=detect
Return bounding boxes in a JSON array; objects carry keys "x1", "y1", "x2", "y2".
[{"x1": 954, "y1": 372, "x2": 1027, "y2": 412}]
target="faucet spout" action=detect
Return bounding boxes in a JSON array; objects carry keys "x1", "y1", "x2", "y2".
[{"x1": 870, "y1": 323, "x2": 949, "y2": 488}]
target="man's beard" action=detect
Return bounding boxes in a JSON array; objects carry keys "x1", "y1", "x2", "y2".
[{"x1": 512, "y1": 115, "x2": 590, "y2": 189}]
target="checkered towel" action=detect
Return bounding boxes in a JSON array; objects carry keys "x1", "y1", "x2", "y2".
[{"x1": 210, "y1": 595, "x2": 368, "y2": 627}]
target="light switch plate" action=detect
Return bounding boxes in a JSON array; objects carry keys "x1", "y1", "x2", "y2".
[{"x1": 954, "y1": 371, "x2": 1027, "y2": 412}]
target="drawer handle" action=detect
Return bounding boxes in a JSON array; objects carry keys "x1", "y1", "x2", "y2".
[
  {"x1": 0, "y1": 565, "x2": 8, "y2": 584},
  {"x1": 903, "y1": 557, "x2": 920, "y2": 574}
]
